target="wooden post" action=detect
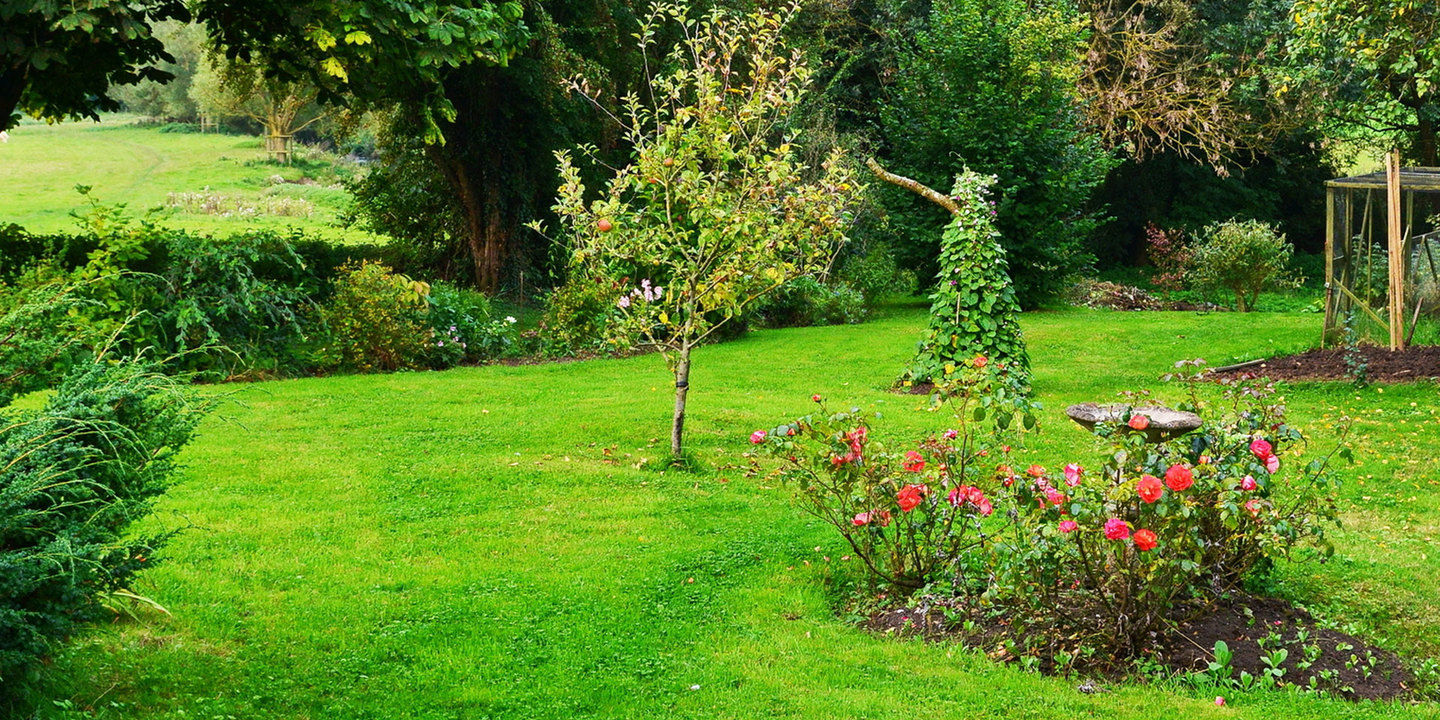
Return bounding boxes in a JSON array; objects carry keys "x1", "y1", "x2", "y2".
[
  {"x1": 1323, "y1": 185, "x2": 1336, "y2": 346},
  {"x1": 1386, "y1": 150, "x2": 1405, "y2": 350}
]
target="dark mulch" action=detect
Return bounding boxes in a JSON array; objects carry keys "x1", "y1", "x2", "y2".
[
  {"x1": 1213, "y1": 345, "x2": 1440, "y2": 383},
  {"x1": 865, "y1": 594, "x2": 1410, "y2": 701}
]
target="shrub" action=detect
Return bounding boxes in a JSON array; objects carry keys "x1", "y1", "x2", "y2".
[
  {"x1": 539, "y1": 275, "x2": 626, "y2": 358},
  {"x1": 424, "y1": 283, "x2": 520, "y2": 366},
  {"x1": 1145, "y1": 223, "x2": 1190, "y2": 298},
  {"x1": 0, "y1": 357, "x2": 206, "y2": 692},
  {"x1": 755, "y1": 359, "x2": 1038, "y2": 589},
  {"x1": 154, "y1": 233, "x2": 320, "y2": 378},
  {"x1": 754, "y1": 277, "x2": 868, "y2": 328},
  {"x1": 754, "y1": 364, "x2": 1344, "y2": 664},
  {"x1": 314, "y1": 261, "x2": 433, "y2": 372},
  {"x1": 1188, "y1": 220, "x2": 1301, "y2": 312},
  {"x1": 837, "y1": 243, "x2": 917, "y2": 302}
]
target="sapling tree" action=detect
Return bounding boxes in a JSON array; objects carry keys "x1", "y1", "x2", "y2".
[{"x1": 541, "y1": 1, "x2": 864, "y2": 459}]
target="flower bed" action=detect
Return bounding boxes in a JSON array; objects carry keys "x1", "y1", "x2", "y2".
[{"x1": 752, "y1": 358, "x2": 1355, "y2": 686}]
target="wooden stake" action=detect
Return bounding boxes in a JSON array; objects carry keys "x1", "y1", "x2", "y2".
[
  {"x1": 1323, "y1": 186, "x2": 1336, "y2": 346},
  {"x1": 1386, "y1": 150, "x2": 1405, "y2": 350}
]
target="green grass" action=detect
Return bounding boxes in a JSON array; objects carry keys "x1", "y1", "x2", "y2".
[
  {"x1": 25, "y1": 308, "x2": 1440, "y2": 719},
  {"x1": 0, "y1": 117, "x2": 379, "y2": 243}
]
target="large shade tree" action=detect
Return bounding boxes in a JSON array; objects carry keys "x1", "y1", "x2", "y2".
[
  {"x1": 1288, "y1": 0, "x2": 1440, "y2": 166},
  {"x1": 0, "y1": 0, "x2": 189, "y2": 131}
]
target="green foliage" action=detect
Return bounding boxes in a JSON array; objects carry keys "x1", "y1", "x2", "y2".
[
  {"x1": 1287, "y1": 0, "x2": 1440, "y2": 163},
  {"x1": 879, "y1": 0, "x2": 1112, "y2": 308},
  {"x1": 197, "y1": 0, "x2": 530, "y2": 143},
  {"x1": 538, "y1": 274, "x2": 626, "y2": 358},
  {"x1": 0, "y1": 356, "x2": 205, "y2": 692},
  {"x1": 754, "y1": 277, "x2": 867, "y2": 329},
  {"x1": 425, "y1": 282, "x2": 519, "y2": 365},
  {"x1": 1188, "y1": 220, "x2": 1301, "y2": 312},
  {"x1": 111, "y1": 21, "x2": 205, "y2": 121},
  {"x1": 899, "y1": 171, "x2": 1029, "y2": 388},
  {"x1": 836, "y1": 242, "x2": 917, "y2": 302},
  {"x1": 0, "y1": 283, "x2": 92, "y2": 407},
  {"x1": 313, "y1": 261, "x2": 433, "y2": 373},
  {"x1": 0, "y1": 0, "x2": 190, "y2": 131}
]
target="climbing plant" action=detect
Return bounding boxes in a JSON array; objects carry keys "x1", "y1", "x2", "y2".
[{"x1": 868, "y1": 162, "x2": 1029, "y2": 389}]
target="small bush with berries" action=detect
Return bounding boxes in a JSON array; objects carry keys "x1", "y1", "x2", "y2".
[{"x1": 752, "y1": 358, "x2": 1345, "y2": 665}]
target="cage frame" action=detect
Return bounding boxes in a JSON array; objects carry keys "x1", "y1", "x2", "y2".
[{"x1": 1322, "y1": 160, "x2": 1440, "y2": 349}]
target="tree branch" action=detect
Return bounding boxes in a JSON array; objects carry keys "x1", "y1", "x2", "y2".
[{"x1": 864, "y1": 157, "x2": 960, "y2": 216}]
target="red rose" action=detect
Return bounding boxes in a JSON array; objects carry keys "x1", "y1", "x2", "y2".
[
  {"x1": 903, "y1": 450, "x2": 926, "y2": 473},
  {"x1": 1164, "y1": 464, "x2": 1193, "y2": 492},
  {"x1": 1026, "y1": 464, "x2": 1046, "y2": 478},
  {"x1": 1137, "y1": 474, "x2": 1164, "y2": 503},
  {"x1": 1128, "y1": 414, "x2": 1151, "y2": 430},
  {"x1": 1058, "y1": 520, "x2": 1079, "y2": 534},
  {"x1": 1133, "y1": 529, "x2": 1158, "y2": 552},
  {"x1": 973, "y1": 355, "x2": 988, "y2": 368},
  {"x1": 812, "y1": 394, "x2": 823, "y2": 403},
  {"x1": 897, "y1": 484, "x2": 927, "y2": 512},
  {"x1": 1240, "y1": 475, "x2": 1258, "y2": 491}
]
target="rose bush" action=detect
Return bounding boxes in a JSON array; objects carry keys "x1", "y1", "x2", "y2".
[
  {"x1": 754, "y1": 358, "x2": 1038, "y2": 590},
  {"x1": 754, "y1": 363, "x2": 1345, "y2": 662}
]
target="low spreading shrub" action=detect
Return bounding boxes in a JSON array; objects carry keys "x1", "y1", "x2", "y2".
[
  {"x1": 754, "y1": 359, "x2": 1344, "y2": 665},
  {"x1": 0, "y1": 355, "x2": 206, "y2": 693},
  {"x1": 539, "y1": 275, "x2": 626, "y2": 358},
  {"x1": 837, "y1": 243, "x2": 917, "y2": 302}
]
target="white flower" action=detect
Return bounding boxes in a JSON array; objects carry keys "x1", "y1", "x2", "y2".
[{"x1": 505, "y1": 316, "x2": 517, "y2": 324}]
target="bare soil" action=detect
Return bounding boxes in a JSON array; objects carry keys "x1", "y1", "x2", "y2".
[
  {"x1": 865, "y1": 594, "x2": 1410, "y2": 700},
  {"x1": 1214, "y1": 345, "x2": 1440, "y2": 383}
]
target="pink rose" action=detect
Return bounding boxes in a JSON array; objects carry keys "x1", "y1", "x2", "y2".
[
  {"x1": 1264, "y1": 454, "x2": 1280, "y2": 473},
  {"x1": 812, "y1": 394, "x2": 823, "y2": 402},
  {"x1": 1244, "y1": 499, "x2": 1263, "y2": 516},
  {"x1": 943, "y1": 429, "x2": 959, "y2": 440},
  {"x1": 1240, "y1": 475, "x2": 1258, "y2": 491},
  {"x1": 1063, "y1": 463, "x2": 1082, "y2": 487},
  {"x1": 1104, "y1": 518, "x2": 1130, "y2": 540},
  {"x1": 1058, "y1": 520, "x2": 1079, "y2": 534},
  {"x1": 750, "y1": 430, "x2": 767, "y2": 444},
  {"x1": 852, "y1": 512, "x2": 871, "y2": 526},
  {"x1": 973, "y1": 355, "x2": 988, "y2": 368},
  {"x1": 1250, "y1": 438, "x2": 1273, "y2": 458}
]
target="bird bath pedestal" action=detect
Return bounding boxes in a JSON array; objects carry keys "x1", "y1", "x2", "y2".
[{"x1": 1064, "y1": 403, "x2": 1201, "y2": 443}]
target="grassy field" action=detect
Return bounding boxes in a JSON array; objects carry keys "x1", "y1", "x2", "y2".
[
  {"x1": 22, "y1": 307, "x2": 1440, "y2": 719},
  {"x1": 0, "y1": 117, "x2": 378, "y2": 243}
]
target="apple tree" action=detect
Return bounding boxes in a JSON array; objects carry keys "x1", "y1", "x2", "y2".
[{"x1": 541, "y1": 1, "x2": 864, "y2": 460}]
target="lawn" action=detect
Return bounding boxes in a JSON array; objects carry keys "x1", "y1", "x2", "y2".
[
  {"x1": 0, "y1": 117, "x2": 378, "y2": 243},
  {"x1": 26, "y1": 307, "x2": 1440, "y2": 719}
]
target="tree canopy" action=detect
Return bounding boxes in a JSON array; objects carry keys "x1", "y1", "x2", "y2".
[{"x1": 1, "y1": 0, "x2": 190, "y2": 131}]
